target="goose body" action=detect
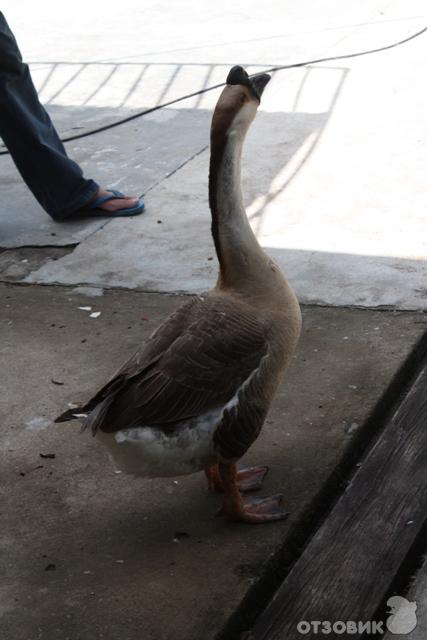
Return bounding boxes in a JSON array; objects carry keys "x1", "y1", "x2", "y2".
[{"x1": 57, "y1": 66, "x2": 301, "y2": 523}]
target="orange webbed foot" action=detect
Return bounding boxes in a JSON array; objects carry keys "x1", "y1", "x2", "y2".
[
  {"x1": 205, "y1": 463, "x2": 269, "y2": 493},
  {"x1": 217, "y1": 463, "x2": 289, "y2": 524},
  {"x1": 235, "y1": 464, "x2": 269, "y2": 492},
  {"x1": 234, "y1": 493, "x2": 288, "y2": 523}
]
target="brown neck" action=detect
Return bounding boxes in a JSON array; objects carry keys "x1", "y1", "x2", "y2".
[{"x1": 209, "y1": 116, "x2": 268, "y2": 291}]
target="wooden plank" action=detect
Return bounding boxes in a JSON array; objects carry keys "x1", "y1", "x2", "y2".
[{"x1": 248, "y1": 364, "x2": 427, "y2": 640}]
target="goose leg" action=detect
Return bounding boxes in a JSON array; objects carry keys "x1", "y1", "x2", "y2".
[
  {"x1": 218, "y1": 463, "x2": 289, "y2": 524},
  {"x1": 205, "y1": 465, "x2": 223, "y2": 493},
  {"x1": 205, "y1": 463, "x2": 268, "y2": 493}
]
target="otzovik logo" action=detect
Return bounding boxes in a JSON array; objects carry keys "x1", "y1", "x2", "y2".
[
  {"x1": 296, "y1": 596, "x2": 418, "y2": 635},
  {"x1": 386, "y1": 596, "x2": 418, "y2": 635}
]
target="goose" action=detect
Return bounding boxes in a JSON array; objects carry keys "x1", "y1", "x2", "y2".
[{"x1": 56, "y1": 65, "x2": 302, "y2": 523}]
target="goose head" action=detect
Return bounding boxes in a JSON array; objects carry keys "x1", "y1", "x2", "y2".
[{"x1": 211, "y1": 65, "x2": 271, "y2": 140}]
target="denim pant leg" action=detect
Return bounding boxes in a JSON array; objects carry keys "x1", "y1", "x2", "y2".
[{"x1": 0, "y1": 13, "x2": 99, "y2": 219}]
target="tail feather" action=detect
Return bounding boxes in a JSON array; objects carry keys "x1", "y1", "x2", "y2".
[
  {"x1": 83, "y1": 398, "x2": 114, "y2": 436},
  {"x1": 55, "y1": 407, "x2": 88, "y2": 423},
  {"x1": 55, "y1": 374, "x2": 129, "y2": 427}
]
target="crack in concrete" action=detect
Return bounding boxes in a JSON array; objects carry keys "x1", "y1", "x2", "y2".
[
  {"x1": 0, "y1": 244, "x2": 77, "y2": 251},
  {"x1": 142, "y1": 144, "x2": 209, "y2": 195},
  {"x1": 18, "y1": 144, "x2": 211, "y2": 260},
  {"x1": 2, "y1": 279, "x2": 426, "y2": 315}
]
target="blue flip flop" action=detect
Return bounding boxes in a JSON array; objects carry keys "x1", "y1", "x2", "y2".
[{"x1": 87, "y1": 189, "x2": 145, "y2": 217}]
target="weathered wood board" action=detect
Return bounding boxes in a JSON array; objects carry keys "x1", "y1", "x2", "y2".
[{"x1": 248, "y1": 363, "x2": 427, "y2": 640}]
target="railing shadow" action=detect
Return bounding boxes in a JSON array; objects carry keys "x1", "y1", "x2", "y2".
[
  {"x1": 29, "y1": 61, "x2": 348, "y2": 212},
  {"x1": 29, "y1": 60, "x2": 272, "y2": 110},
  {"x1": 0, "y1": 63, "x2": 349, "y2": 252}
]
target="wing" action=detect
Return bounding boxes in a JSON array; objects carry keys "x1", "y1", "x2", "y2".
[
  {"x1": 64, "y1": 295, "x2": 269, "y2": 434},
  {"x1": 55, "y1": 297, "x2": 205, "y2": 422}
]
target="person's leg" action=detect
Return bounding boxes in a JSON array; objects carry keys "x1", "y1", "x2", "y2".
[
  {"x1": 0, "y1": 13, "x2": 142, "y2": 220},
  {"x1": 0, "y1": 12, "x2": 100, "y2": 219}
]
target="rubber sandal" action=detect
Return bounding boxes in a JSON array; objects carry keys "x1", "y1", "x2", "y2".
[{"x1": 86, "y1": 189, "x2": 145, "y2": 217}]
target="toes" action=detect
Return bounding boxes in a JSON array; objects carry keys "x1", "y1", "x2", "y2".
[
  {"x1": 103, "y1": 197, "x2": 138, "y2": 211},
  {"x1": 241, "y1": 494, "x2": 289, "y2": 523},
  {"x1": 219, "y1": 493, "x2": 289, "y2": 524},
  {"x1": 236, "y1": 465, "x2": 269, "y2": 492}
]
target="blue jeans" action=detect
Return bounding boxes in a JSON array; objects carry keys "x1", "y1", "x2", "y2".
[{"x1": 0, "y1": 12, "x2": 99, "y2": 219}]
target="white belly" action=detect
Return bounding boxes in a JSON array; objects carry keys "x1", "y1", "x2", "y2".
[{"x1": 96, "y1": 410, "x2": 220, "y2": 477}]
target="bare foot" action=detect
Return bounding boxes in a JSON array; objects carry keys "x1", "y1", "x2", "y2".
[{"x1": 90, "y1": 188, "x2": 139, "y2": 213}]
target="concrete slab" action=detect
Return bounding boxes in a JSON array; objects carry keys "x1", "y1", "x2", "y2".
[
  {"x1": 1, "y1": 0, "x2": 426, "y2": 308},
  {"x1": 1, "y1": 284, "x2": 426, "y2": 640},
  {"x1": 0, "y1": 158, "x2": 105, "y2": 248},
  {"x1": 24, "y1": 108, "x2": 328, "y2": 293},
  {"x1": 0, "y1": 247, "x2": 72, "y2": 282},
  {"x1": 0, "y1": 103, "x2": 209, "y2": 248},
  {"x1": 24, "y1": 48, "x2": 427, "y2": 308},
  {"x1": 6, "y1": 1, "x2": 424, "y2": 71},
  {"x1": 0, "y1": 0, "x2": 421, "y2": 128}
]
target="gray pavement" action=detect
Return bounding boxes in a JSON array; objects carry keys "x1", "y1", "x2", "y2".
[
  {"x1": 1, "y1": 1, "x2": 427, "y2": 638},
  {"x1": 1, "y1": 285, "x2": 426, "y2": 640},
  {"x1": 0, "y1": 102, "x2": 210, "y2": 247},
  {"x1": 1, "y1": 0, "x2": 426, "y2": 307}
]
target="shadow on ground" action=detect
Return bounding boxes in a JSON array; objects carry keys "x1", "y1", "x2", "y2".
[
  {"x1": 1, "y1": 285, "x2": 426, "y2": 640},
  {"x1": 0, "y1": 64, "x2": 344, "y2": 247}
]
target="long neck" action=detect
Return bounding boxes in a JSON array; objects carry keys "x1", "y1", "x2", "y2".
[{"x1": 209, "y1": 121, "x2": 268, "y2": 290}]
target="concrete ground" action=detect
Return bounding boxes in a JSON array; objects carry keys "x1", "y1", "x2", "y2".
[
  {"x1": 1, "y1": 0, "x2": 427, "y2": 308},
  {"x1": 1, "y1": 285, "x2": 426, "y2": 640},
  {"x1": 1, "y1": 0, "x2": 427, "y2": 638}
]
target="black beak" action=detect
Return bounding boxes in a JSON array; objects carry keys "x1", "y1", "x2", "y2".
[
  {"x1": 250, "y1": 73, "x2": 271, "y2": 99},
  {"x1": 226, "y1": 65, "x2": 271, "y2": 100}
]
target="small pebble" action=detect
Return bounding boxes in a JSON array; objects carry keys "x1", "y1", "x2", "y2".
[{"x1": 345, "y1": 422, "x2": 360, "y2": 434}]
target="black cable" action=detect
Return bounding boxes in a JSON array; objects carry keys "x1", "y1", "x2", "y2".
[
  {"x1": 0, "y1": 24, "x2": 426, "y2": 156},
  {"x1": 261, "y1": 23, "x2": 427, "y2": 74}
]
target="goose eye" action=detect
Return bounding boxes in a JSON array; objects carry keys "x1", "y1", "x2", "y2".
[{"x1": 240, "y1": 93, "x2": 246, "y2": 104}]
